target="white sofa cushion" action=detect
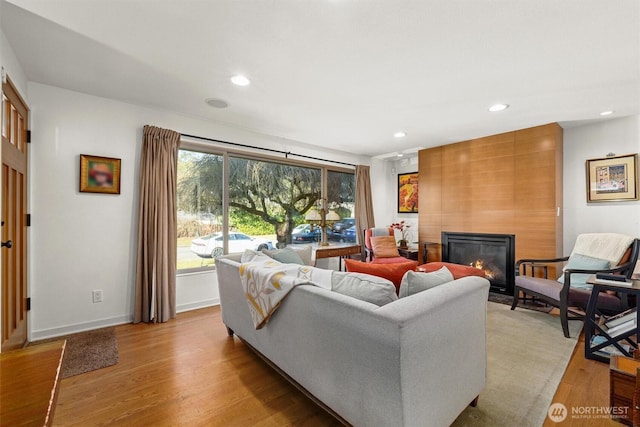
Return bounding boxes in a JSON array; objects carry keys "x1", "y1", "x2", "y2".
[
  {"x1": 399, "y1": 267, "x2": 454, "y2": 298},
  {"x1": 331, "y1": 272, "x2": 398, "y2": 306}
]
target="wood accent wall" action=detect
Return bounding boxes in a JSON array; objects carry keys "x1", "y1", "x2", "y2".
[{"x1": 418, "y1": 123, "x2": 563, "y2": 274}]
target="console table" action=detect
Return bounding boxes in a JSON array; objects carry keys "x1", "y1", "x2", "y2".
[
  {"x1": 314, "y1": 243, "x2": 361, "y2": 270},
  {"x1": 1, "y1": 340, "x2": 66, "y2": 426},
  {"x1": 584, "y1": 276, "x2": 640, "y2": 362}
]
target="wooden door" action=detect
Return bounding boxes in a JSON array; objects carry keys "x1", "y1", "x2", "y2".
[{"x1": 1, "y1": 76, "x2": 29, "y2": 350}]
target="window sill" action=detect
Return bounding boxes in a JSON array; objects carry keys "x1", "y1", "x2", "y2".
[{"x1": 177, "y1": 267, "x2": 216, "y2": 277}]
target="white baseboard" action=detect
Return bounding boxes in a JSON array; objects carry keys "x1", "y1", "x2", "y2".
[
  {"x1": 29, "y1": 300, "x2": 220, "y2": 341},
  {"x1": 176, "y1": 298, "x2": 219, "y2": 313},
  {"x1": 30, "y1": 314, "x2": 133, "y2": 341}
]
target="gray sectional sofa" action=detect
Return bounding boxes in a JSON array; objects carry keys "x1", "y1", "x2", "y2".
[{"x1": 216, "y1": 253, "x2": 490, "y2": 426}]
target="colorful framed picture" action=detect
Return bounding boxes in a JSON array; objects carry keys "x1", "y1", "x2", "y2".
[
  {"x1": 398, "y1": 172, "x2": 419, "y2": 213},
  {"x1": 586, "y1": 154, "x2": 638, "y2": 203},
  {"x1": 79, "y1": 154, "x2": 121, "y2": 194}
]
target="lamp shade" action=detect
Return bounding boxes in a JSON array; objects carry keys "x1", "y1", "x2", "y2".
[
  {"x1": 326, "y1": 210, "x2": 340, "y2": 221},
  {"x1": 305, "y1": 208, "x2": 322, "y2": 221}
]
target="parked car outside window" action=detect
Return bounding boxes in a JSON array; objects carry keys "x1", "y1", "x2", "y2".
[{"x1": 190, "y1": 232, "x2": 274, "y2": 258}]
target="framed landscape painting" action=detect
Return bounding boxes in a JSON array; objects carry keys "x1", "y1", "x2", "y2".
[
  {"x1": 586, "y1": 153, "x2": 638, "y2": 203},
  {"x1": 80, "y1": 154, "x2": 122, "y2": 194},
  {"x1": 398, "y1": 172, "x2": 419, "y2": 213}
]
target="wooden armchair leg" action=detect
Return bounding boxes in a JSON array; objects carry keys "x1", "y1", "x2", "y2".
[
  {"x1": 510, "y1": 289, "x2": 520, "y2": 311},
  {"x1": 470, "y1": 396, "x2": 479, "y2": 407},
  {"x1": 560, "y1": 306, "x2": 571, "y2": 338}
]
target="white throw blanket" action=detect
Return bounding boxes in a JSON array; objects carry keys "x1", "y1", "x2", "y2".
[
  {"x1": 239, "y1": 258, "x2": 332, "y2": 329},
  {"x1": 571, "y1": 233, "x2": 634, "y2": 265}
]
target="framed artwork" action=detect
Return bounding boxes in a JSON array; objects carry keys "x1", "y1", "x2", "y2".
[
  {"x1": 586, "y1": 153, "x2": 638, "y2": 203},
  {"x1": 79, "y1": 154, "x2": 121, "y2": 194},
  {"x1": 398, "y1": 172, "x2": 419, "y2": 213}
]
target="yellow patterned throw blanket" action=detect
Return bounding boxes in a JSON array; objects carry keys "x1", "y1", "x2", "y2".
[{"x1": 240, "y1": 258, "x2": 332, "y2": 329}]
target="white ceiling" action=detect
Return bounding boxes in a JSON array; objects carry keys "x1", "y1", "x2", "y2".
[{"x1": 2, "y1": 0, "x2": 639, "y2": 156}]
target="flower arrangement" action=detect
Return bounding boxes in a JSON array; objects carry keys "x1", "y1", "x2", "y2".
[{"x1": 389, "y1": 221, "x2": 411, "y2": 247}]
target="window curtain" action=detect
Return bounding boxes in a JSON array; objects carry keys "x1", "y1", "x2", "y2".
[
  {"x1": 134, "y1": 125, "x2": 181, "y2": 324},
  {"x1": 354, "y1": 165, "x2": 375, "y2": 255}
]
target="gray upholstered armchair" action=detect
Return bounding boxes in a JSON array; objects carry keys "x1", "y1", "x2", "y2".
[{"x1": 512, "y1": 234, "x2": 640, "y2": 338}]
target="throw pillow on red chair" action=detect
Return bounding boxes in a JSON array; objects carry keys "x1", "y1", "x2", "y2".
[{"x1": 344, "y1": 259, "x2": 418, "y2": 293}]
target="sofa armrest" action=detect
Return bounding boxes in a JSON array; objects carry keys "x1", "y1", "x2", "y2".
[{"x1": 373, "y1": 276, "x2": 490, "y2": 426}]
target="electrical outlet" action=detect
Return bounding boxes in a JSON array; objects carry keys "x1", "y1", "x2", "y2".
[{"x1": 92, "y1": 290, "x2": 103, "y2": 303}]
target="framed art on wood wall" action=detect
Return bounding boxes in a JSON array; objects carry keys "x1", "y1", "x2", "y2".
[
  {"x1": 79, "y1": 154, "x2": 122, "y2": 194},
  {"x1": 398, "y1": 172, "x2": 419, "y2": 213},
  {"x1": 586, "y1": 153, "x2": 638, "y2": 203}
]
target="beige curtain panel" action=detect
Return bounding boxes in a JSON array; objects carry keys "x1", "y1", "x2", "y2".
[
  {"x1": 134, "y1": 125, "x2": 181, "y2": 324},
  {"x1": 354, "y1": 165, "x2": 375, "y2": 254}
]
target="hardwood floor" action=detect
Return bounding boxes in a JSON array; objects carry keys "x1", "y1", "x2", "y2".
[
  {"x1": 543, "y1": 332, "x2": 618, "y2": 427},
  {"x1": 54, "y1": 307, "x2": 339, "y2": 426},
  {"x1": 54, "y1": 306, "x2": 619, "y2": 426}
]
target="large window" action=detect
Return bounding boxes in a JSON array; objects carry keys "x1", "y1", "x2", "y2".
[
  {"x1": 176, "y1": 150, "x2": 223, "y2": 270},
  {"x1": 176, "y1": 146, "x2": 354, "y2": 272}
]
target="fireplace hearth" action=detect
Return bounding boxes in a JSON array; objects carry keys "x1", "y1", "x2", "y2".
[{"x1": 441, "y1": 232, "x2": 516, "y2": 295}]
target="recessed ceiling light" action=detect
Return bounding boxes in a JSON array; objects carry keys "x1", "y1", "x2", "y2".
[
  {"x1": 394, "y1": 131, "x2": 407, "y2": 138},
  {"x1": 600, "y1": 110, "x2": 614, "y2": 116},
  {"x1": 488, "y1": 103, "x2": 509, "y2": 112},
  {"x1": 230, "y1": 75, "x2": 251, "y2": 86},
  {"x1": 205, "y1": 98, "x2": 229, "y2": 108},
  {"x1": 397, "y1": 154, "x2": 404, "y2": 158}
]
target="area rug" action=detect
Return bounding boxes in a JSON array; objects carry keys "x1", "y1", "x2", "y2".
[
  {"x1": 31, "y1": 327, "x2": 119, "y2": 378},
  {"x1": 488, "y1": 292, "x2": 553, "y2": 313},
  {"x1": 452, "y1": 302, "x2": 582, "y2": 427}
]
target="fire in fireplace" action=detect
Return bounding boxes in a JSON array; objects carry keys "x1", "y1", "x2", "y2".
[{"x1": 441, "y1": 232, "x2": 516, "y2": 295}]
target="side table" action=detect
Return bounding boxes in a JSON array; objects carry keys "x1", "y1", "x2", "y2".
[
  {"x1": 610, "y1": 355, "x2": 640, "y2": 426},
  {"x1": 419, "y1": 241, "x2": 439, "y2": 264},
  {"x1": 397, "y1": 247, "x2": 418, "y2": 261},
  {"x1": 584, "y1": 276, "x2": 640, "y2": 363}
]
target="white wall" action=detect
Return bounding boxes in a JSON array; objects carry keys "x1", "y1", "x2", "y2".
[
  {"x1": 370, "y1": 155, "x2": 419, "y2": 242},
  {"x1": 563, "y1": 115, "x2": 640, "y2": 251},
  {"x1": 0, "y1": 25, "x2": 28, "y2": 98},
  {"x1": 28, "y1": 82, "x2": 367, "y2": 339}
]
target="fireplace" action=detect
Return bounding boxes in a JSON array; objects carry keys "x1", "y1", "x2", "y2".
[{"x1": 441, "y1": 232, "x2": 516, "y2": 295}]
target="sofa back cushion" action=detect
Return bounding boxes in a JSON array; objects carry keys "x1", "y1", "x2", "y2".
[
  {"x1": 331, "y1": 272, "x2": 398, "y2": 306},
  {"x1": 370, "y1": 236, "x2": 400, "y2": 258},
  {"x1": 344, "y1": 259, "x2": 418, "y2": 292},
  {"x1": 262, "y1": 247, "x2": 306, "y2": 265},
  {"x1": 399, "y1": 267, "x2": 454, "y2": 298}
]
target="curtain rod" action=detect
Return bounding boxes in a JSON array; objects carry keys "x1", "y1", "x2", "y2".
[{"x1": 181, "y1": 133, "x2": 356, "y2": 168}]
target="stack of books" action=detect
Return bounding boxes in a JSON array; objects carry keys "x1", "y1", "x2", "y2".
[
  {"x1": 603, "y1": 308, "x2": 638, "y2": 338},
  {"x1": 590, "y1": 335, "x2": 632, "y2": 358}
]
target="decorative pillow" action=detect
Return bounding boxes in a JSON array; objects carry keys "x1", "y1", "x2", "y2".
[
  {"x1": 331, "y1": 272, "x2": 398, "y2": 306},
  {"x1": 370, "y1": 236, "x2": 400, "y2": 258},
  {"x1": 262, "y1": 248, "x2": 305, "y2": 265},
  {"x1": 558, "y1": 253, "x2": 611, "y2": 289},
  {"x1": 241, "y1": 249, "x2": 273, "y2": 263},
  {"x1": 416, "y1": 262, "x2": 486, "y2": 279},
  {"x1": 344, "y1": 259, "x2": 418, "y2": 292},
  {"x1": 398, "y1": 267, "x2": 454, "y2": 298}
]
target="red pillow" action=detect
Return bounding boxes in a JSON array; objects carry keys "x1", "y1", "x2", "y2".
[
  {"x1": 416, "y1": 262, "x2": 486, "y2": 280},
  {"x1": 344, "y1": 259, "x2": 418, "y2": 292}
]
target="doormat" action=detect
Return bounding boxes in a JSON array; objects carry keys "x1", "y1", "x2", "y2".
[{"x1": 30, "y1": 327, "x2": 119, "y2": 378}]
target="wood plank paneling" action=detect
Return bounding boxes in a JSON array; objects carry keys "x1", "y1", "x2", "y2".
[{"x1": 418, "y1": 123, "x2": 563, "y2": 277}]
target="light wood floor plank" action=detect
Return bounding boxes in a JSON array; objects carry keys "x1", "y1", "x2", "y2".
[
  {"x1": 54, "y1": 305, "x2": 617, "y2": 426},
  {"x1": 53, "y1": 307, "x2": 339, "y2": 426}
]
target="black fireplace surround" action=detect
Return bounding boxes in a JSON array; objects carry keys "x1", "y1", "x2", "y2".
[{"x1": 441, "y1": 232, "x2": 516, "y2": 295}]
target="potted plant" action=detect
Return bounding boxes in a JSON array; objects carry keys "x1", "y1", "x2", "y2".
[{"x1": 390, "y1": 221, "x2": 411, "y2": 249}]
